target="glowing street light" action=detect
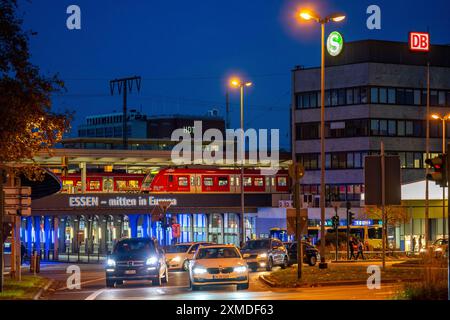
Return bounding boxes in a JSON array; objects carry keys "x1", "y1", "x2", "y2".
[
  {"x1": 296, "y1": 9, "x2": 346, "y2": 270},
  {"x1": 229, "y1": 76, "x2": 252, "y2": 246}
]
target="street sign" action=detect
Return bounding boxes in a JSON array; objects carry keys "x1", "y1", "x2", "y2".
[
  {"x1": 2, "y1": 187, "x2": 32, "y2": 217},
  {"x1": 286, "y1": 208, "x2": 308, "y2": 235},
  {"x1": 278, "y1": 200, "x2": 293, "y2": 208},
  {"x1": 327, "y1": 31, "x2": 344, "y2": 56},
  {"x1": 409, "y1": 32, "x2": 430, "y2": 52},
  {"x1": 364, "y1": 156, "x2": 401, "y2": 206},
  {"x1": 3, "y1": 187, "x2": 31, "y2": 196}
]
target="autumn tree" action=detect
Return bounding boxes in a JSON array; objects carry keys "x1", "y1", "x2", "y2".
[{"x1": 0, "y1": 0, "x2": 71, "y2": 171}]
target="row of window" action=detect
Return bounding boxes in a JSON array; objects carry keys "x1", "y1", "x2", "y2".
[
  {"x1": 301, "y1": 184, "x2": 365, "y2": 202},
  {"x1": 78, "y1": 126, "x2": 132, "y2": 138},
  {"x1": 299, "y1": 151, "x2": 441, "y2": 170},
  {"x1": 62, "y1": 179, "x2": 140, "y2": 191},
  {"x1": 87, "y1": 115, "x2": 124, "y2": 126},
  {"x1": 297, "y1": 118, "x2": 450, "y2": 140},
  {"x1": 170, "y1": 175, "x2": 288, "y2": 188},
  {"x1": 296, "y1": 86, "x2": 450, "y2": 109}
]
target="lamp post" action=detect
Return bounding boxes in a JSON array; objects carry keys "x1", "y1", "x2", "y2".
[
  {"x1": 298, "y1": 10, "x2": 346, "y2": 269},
  {"x1": 431, "y1": 113, "x2": 449, "y2": 240},
  {"x1": 230, "y1": 78, "x2": 253, "y2": 246}
]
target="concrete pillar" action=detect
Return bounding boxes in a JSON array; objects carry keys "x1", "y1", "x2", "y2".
[
  {"x1": 26, "y1": 217, "x2": 33, "y2": 256},
  {"x1": 80, "y1": 162, "x2": 87, "y2": 193}
]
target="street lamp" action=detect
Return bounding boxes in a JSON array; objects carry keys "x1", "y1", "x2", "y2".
[
  {"x1": 230, "y1": 77, "x2": 252, "y2": 246},
  {"x1": 298, "y1": 9, "x2": 346, "y2": 269},
  {"x1": 431, "y1": 113, "x2": 450, "y2": 240}
]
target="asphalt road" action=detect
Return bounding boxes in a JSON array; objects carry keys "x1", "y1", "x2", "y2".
[{"x1": 37, "y1": 262, "x2": 400, "y2": 300}]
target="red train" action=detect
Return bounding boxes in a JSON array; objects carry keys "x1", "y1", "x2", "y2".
[
  {"x1": 141, "y1": 168, "x2": 289, "y2": 194},
  {"x1": 60, "y1": 172, "x2": 146, "y2": 193},
  {"x1": 58, "y1": 168, "x2": 289, "y2": 194}
]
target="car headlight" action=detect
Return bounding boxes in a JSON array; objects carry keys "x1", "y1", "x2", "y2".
[
  {"x1": 234, "y1": 266, "x2": 247, "y2": 273},
  {"x1": 435, "y1": 248, "x2": 442, "y2": 252},
  {"x1": 193, "y1": 267, "x2": 207, "y2": 275},
  {"x1": 258, "y1": 253, "x2": 267, "y2": 259},
  {"x1": 106, "y1": 259, "x2": 116, "y2": 267},
  {"x1": 172, "y1": 256, "x2": 181, "y2": 262},
  {"x1": 146, "y1": 256, "x2": 158, "y2": 266}
]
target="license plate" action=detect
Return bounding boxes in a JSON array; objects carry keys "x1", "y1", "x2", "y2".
[
  {"x1": 125, "y1": 270, "x2": 136, "y2": 275},
  {"x1": 213, "y1": 274, "x2": 230, "y2": 280}
]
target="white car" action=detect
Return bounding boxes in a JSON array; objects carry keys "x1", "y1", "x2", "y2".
[
  {"x1": 165, "y1": 242, "x2": 214, "y2": 271},
  {"x1": 189, "y1": 244, "x2": 249, "y2": 291}
]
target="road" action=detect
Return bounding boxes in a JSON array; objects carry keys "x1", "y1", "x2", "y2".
[{"x1": 36, "y1": 262, "x2": 400, "y2": 300}]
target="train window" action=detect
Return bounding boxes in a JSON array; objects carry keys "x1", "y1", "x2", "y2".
[
  {"x1": 244, "y1": 177, "x2": 252, "y2": 187},
  {"x1": 89, "y1": 180, "x2": 101, "y2": 190},
  {"x1": 63, "y1": 180, "x2": 74, "y2": 186},
  {"x1": 277, "y1": 177, "x2": 287, "y2": 187},
  {"x1": 178, "y1": 176, "x2": 189, "y2": 187},
  {"x1": 254, "y1": 177, "x2": 264, "y2": 187},
  {"x1": 218, "y1": 177, "x2": 228, "y2": 186},
  {"x1": 203, "y1": 177, "x2": 214, "y2": 186},
  {"x1": 235, "y1": 177, "x2": 240, "y2": 186},
  {"x1": 190, "y1": 176, "x2": 195, "y2": 186},
  {"x1": 116, "y1": 180, "x2": 126, "y2": 190},
  {"x1": 129, "y1": 180, "x2": 139, "y2": 189},
  {"x1": 230, "y1": 176, "x2": 235, "y2": 186},
  {"x1": 168, "y1": 175, "x2": 174, "y2": 183},
  {"x1": 271, "y1": 177, "x2": 275, "y2": 187}
]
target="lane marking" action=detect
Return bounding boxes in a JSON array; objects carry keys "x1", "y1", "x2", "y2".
[{"x1": 85, "y1": 289, "x2": 107, "y2": 300}]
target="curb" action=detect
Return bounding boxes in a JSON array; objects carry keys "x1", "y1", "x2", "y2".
[
  {"x1": 33, "y1": 279, "x2": 54, "y2": 300},
  {"x1": 258, "y1": 275, "x2": 420, "y2": 288}
]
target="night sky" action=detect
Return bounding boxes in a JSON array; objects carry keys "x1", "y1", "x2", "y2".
[{"x1": 20, "y1": 0, "x2": 450, "y2": 148}]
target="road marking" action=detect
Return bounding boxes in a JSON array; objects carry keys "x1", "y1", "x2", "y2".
[
  {"x1": 57, "y1": 277, "x2": 105, "y2": 291},
  {"x1": 85, "y1": 288, "x2": 107, "y2": 300}
]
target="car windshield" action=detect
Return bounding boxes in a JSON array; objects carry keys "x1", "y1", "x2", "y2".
[
  {"x1": 242, "y1": 240, "x2": 270, "y2": 250},
  {"x1": 196, "y1": 247, "x2": 240, "y2": 259},
  {"x1": 165, "y1": 245, "x2": 191, "y2": 253},
  {"x1": 114, "y1": 239, "x2": 155, "y2": 254}
]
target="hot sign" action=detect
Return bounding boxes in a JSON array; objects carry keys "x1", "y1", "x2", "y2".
[{"x1": 409, "y1": 32, "x2": 430, "y2": 52}]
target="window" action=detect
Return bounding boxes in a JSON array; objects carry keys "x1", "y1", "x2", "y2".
[
  {"x1": 230, "y1": 176, "x2": 235, "y2": 186},
  {"x1": 354, "y1": 88, "x2": 361, "y2": 104},
  {"x1": 89, "y1": 180, "x2": 101, "y2": 191},
  {"x1": 414, "y1": 90, "x2": 421, "y2": 105},
  {"x1": 178, "y1": 176, "x2": 189, "y2": 187},
  {"x1": 310, "y1": 92, "x2": 317, "y2": 108},
  {"x1": 203, "y1": 177, "x2": 214, "y2": 186},
  {"x1": 398, "y1": 120, "x2": 405, "y2": 136},
  {"x1": 360, "y1": 87, "x2": 368, "y2": 104},
  {"x1": 388, "y1": 120, "x2": 396, "y2": 136},
  {"x1": 129, "y1": 180, "x2": 139, "y2": 189},
  {"x1": 396, "y1": 88, "x2": 405, "y2": 104},
  {"x1": 346, "y1": 88, "x2": 354, "y2": 105},
  {"x1": 302, "y1": 94, "x2": 310, "y2": 108},
  {"x1": 406, "y1": 153, "x2": 414, "y2": 168},
  {"x1": 405, "y1": 89, "x2": 414, "y2": 105},
  {"x1": 406, "y1": 121, "x2": 414, "y2": 136},
  {"x1": 439, "y1": 91, "x2": 446, "y2": 106},
  {"x1": 277, "y1": 177, "x2": 287, "y2": 187},
  {"x1": 379, "y1": 88, "x2": 387, "y2": 104},
  {"x1": 331, "y1": 90, "x2": 338, "y2": 106},
  {"x1": 116, "y1": 180, "x2": 126, "y2": 190},
  {"x1": 371, "y1": 120, "x2": 379, "y2": 136},
  {"x1": 414, "y1": 153, "x2": 422, "y2": 169},
  {"x1": 371, "y1": 87, "x2": 379, "y2": 103},
  {"x1": 430, "y1": 90, "x2": 438, "y2": 106},
  {"x1": 254, "y1": 177, "x2": 264, "y2": 187},
  {"x1": 338, "y1": 89, "x2": 346, "y2": 105},
  {"x1": 244, "y1": 177, "x2": 252, "y2": 187},
  {"x1": 388, "y1": 88, "x2": 396, "y2": 104},
  {"x1": 218, "y1": 177, "x2": 228, "y2": 186},
  {"x1": 347, "y1": 153, "x2": 354, "y2": 168},
  {"x1": 354, "y1": 153, "x2": 362, "y2": 168}
]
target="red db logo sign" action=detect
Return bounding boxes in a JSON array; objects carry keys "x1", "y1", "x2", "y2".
[{"x1": 409, "y1": 32, "x2": 430, "y2": 52}]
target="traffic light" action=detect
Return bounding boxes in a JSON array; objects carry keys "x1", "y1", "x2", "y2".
[
  {"x1": 331, "y1": 215, "x2": 340, "y2": 230},
  {"x1": 347, "y1": 211, "x2": 355, "y2": 226},
  {"x1": 425, "y1": 154, "x2": 447, "y2": 187}
]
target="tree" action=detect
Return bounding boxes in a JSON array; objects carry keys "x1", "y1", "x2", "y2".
[
  {"x1": 363, "y1": 205, "x2": 410, "y2": 250},
  {"x1": 0, "y1": 0, "x2": 71, "y2": 169}
]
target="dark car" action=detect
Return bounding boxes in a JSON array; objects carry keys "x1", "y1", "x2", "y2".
[
  {"x1": 285, "y1": 241, "x2": 320, "y2": 266},
  {"x1": 105, "y1": 238, "x2": 168, "y2": 288},
  {"x1": 241, "y1": 238, "x2": 288, "y2": 271}
]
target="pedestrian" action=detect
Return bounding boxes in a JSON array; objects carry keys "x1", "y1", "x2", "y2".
[
  {"x1": 348, "y1": 237, "x2": 356, "y2": 260},
  {"x1": 356, "y1": 239, "x2": 365, "y2": 260},
  {"x1": 412, "y1": 236, "x2": 416, "y2": 253},
  {"x1": 21, "y1": 243, "x2": 26, "y2": 265}
]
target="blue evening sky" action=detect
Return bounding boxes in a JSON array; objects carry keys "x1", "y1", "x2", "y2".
[{"x1": 19, "y1": 0, "x2": 450, "y2": 148}]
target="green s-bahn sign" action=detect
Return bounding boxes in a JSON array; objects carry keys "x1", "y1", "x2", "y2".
[{"x1": 327, "y1": 31, "x2": 344, "y2": 57}]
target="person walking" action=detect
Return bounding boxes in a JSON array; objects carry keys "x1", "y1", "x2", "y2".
[
  {"x1": 355, "y1": 239, "x2": 365, "y2": 260},
  {"x1": 348, "y1": 237, "x2": 356, "y2": 260}
]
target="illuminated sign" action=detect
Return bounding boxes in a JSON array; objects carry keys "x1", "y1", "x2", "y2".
[
  {"x1": 327, "y1": 31, "x2": 344, "y2": 57},
  {"x1": 69, "y1": 196, "x2": 177, "y2": 208},
  {"x1": 409, "y1": 32, "x2": 430, "y2": 52}
]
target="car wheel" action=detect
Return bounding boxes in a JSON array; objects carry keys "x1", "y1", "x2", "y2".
[
  {"x1": 106, "y1": 280, "x2": 115, "y2": 288},
  {"x1": 265, "y1": 258, "x2": 273, "y2": 271},
  {"x1": 280, "y1": 256, "x2": 288, "y2": 269},
  {"x1": 237, "y1": 282, "x2": 249, "y2": 290},
  {"x1": 309, "y1": 255, "x2": 317, "y2": 266},
  {"x1": 152, "y1": 275, "x2": 162, "y2": 286},
  {"x1": 183, "y1": 260, "x2": 189, "y2": 271},
  {"x1": 162, "y1": 268, "x2": 169, "y2": 284}
]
